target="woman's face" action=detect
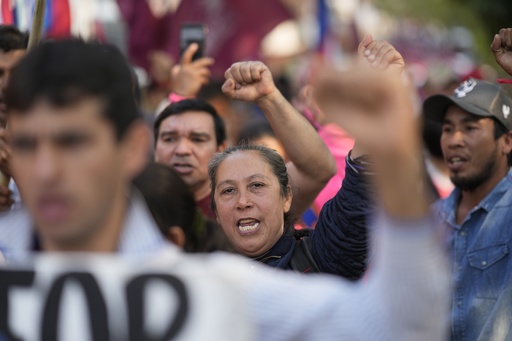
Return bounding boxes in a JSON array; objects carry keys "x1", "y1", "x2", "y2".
[{"x1": 213, "y1": 151, "x2": 292, "y2": 257}]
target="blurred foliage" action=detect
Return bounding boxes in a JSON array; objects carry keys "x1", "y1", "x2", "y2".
[
  {"x1": 455, "y1": 0, "x2": 511, "y2": 37},
  {"x1": 373, "y1": 0, "x2": 511, "y2": 66}
]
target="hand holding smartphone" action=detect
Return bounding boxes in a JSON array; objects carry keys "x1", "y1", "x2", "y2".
[
  {"x1": 180, "y1": 24, "x2": 207, "y2": 62},
  {"x1": 172, "y1": 23, "x2": 213, "y2": 97}
]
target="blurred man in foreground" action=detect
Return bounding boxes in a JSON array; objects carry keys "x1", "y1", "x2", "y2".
[{"x1": 0, "y1": 38, "x2": 449, "y2": 340}]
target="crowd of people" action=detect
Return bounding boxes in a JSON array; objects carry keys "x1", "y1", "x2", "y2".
[{"x1": 0, "y1": 17, "x2": 511, "y2": 340}]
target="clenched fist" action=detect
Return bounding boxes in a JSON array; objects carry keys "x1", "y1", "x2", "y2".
[
  {"x1": 491, "y1": 28, "x2": 512, "y2": 76},
  {"x1": 222, "y1": 61, "x2": 277, "y2": 103}
]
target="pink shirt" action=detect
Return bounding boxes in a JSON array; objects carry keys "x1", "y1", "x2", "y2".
[{"x1": 313, "y1": 124, "x2": 354, "y2": 212}]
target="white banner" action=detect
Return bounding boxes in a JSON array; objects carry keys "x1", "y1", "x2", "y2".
[{"x1": 0, "y1": 251, "x2": 253, "y2": 341}]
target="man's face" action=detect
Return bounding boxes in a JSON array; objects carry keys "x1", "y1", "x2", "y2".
[
  {"x1": 441, "y1": 105, "x2": 506, "y2": 191},
  {"x1": 154, "y1": 111, "x2": 222, "y2": 199},
  {"x1": 0, "y1": 49, "x2": 26, "y2": 127},
  {"x1": 9, "y1": 98, "x2": 128, "y2": 248}
]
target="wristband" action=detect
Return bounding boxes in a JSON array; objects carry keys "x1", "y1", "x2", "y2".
[
  {"x1": 498, "y1": 79, "x2": 512, "y2": 84},
  {"x1": 168, "y1": 92, "x2": 191, "y2": 103}
]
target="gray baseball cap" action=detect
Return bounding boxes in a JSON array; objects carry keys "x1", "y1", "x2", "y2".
[{"x1": 423, "y1": 78, "x2": 512, "y2": 130}]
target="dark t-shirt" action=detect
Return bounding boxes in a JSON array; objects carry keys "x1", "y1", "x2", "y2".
[{"x1": 196, "y1": 195, "x2": 215, "y2": 219}]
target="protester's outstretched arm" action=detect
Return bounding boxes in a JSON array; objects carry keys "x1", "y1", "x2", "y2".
[
  {"x1": 311, "y1": 36, "x2": 409, "y2": 278},
  {"x1": 252, "y1": 60, "x2": 449, "y2": 341},
  {"x1": 318, "y1": 51, "x2": 446, "y2": 336},
  {"x1": 222, "y1": 62, "x2": 337, "y2": 218},
  {"x1": 491, "y1": 28, "x2": 512, "y2": 76}
]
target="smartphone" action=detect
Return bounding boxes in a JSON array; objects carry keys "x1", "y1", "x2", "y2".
[{"x1": 180, "y1": 24, "x2": 207, "y2": 61}]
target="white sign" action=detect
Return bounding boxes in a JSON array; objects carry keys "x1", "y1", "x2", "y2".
[{"x1": 0, "y1": 252, "x2": 252, "y2": 341}]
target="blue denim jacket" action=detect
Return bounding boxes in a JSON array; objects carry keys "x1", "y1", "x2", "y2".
[{"x1": 435, "y1": 168, "x2": 512, "y2": 341}]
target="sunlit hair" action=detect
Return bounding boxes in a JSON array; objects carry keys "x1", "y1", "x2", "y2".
[
  {"x1": 208, "y1": 144, "x2": 291, "y2": 213},
  {"x1": 5, "y1": 39, "x2": 139, "y2": 140}
]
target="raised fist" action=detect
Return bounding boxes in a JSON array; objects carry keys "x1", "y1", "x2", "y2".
[
  {"x1": 491, "y1": 28, "x2": 512, "y2": 76},
  {"x1": 222, "y1": 61, "x2": 277, "y2": 103}
]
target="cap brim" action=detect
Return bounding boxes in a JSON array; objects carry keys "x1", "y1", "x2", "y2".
[{"x1": 423, "y1": 94, "x2": 494, "y2": 123}]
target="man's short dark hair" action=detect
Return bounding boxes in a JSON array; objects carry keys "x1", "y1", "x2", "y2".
[
  {"x1": 493, "y1": 118, "x2": 508, "y2": 140},
  {"x1": 154, "y1": 98, "x2": 226, "y2": 146},
  {"x1": 5, "y1": 39, "x2": 140, "y2": 140},
  {"x1": 0, "y1": 25, "x2": 28, "y2": 52}
]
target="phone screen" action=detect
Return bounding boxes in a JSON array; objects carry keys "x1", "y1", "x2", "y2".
[{"x1": 180, "y1": 24, "x2": 207, "y2": 61}]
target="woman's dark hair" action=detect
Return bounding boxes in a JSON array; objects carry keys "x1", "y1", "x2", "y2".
[
  {"x1": 133, "y1": 162, "x2": 233, "y2": 253},
  {"x1": 208, "y1": 144, "x2": 292, "y2": 224}
]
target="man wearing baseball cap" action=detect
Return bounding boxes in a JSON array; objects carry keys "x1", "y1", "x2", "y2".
[
  {"x1": 317, "y1": 29, "x2": 512, "y2": 340},
  {"x1": 423, "y1": 76, "x2": 512, "y2": 341}
]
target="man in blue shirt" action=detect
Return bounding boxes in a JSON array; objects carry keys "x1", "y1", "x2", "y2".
[
  {"x1": 424, "y1": 77, "x2": 512, "y2": 341},
  {"x1": 421, "y1": 28, "x2": 512, "y2": 340},
  {"x1": 330, "y1": 29, "x2": 512, "y2": 340}
]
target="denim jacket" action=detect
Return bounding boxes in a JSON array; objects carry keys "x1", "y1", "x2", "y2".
[{"x1": 435, "y1": 168, "x2": 512, "y2": 341}]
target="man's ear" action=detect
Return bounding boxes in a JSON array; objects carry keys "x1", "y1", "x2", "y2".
[
  {"x1": 217, "y1": 141, "x2": 227, "y2": 152},
  {"x1": 283, "y1": 185, "x2": 293, "y2": 214},
  {"x1": 120, "y1": 121, "x2": 151, "y2": 180},
  {"x1": 502, "y1": 130, "x2": 512, "y2": 155},
  {"x1": 166, "y1": 226, "x2": 186, "y2": 249}
]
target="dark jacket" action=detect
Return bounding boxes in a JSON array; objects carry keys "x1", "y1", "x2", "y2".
[
  {"x1": 256, "y1": 164, "x2": 373, "y2": 280},
  {"x1": 311, "y1": 163, "x2": 373, "y2": 279}
]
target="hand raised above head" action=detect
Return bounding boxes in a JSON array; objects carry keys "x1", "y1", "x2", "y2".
[
  {"x1": 315, "y1": 62, "x2": 430, "y2": 218},
  {"x1": 171, "y1": 43, "x2": 214, "y2": 97},
  {"x1": 148, "y1": 50, "x2": 174, "y2": 87},
  {"x1": 314, "y1": 63, "x2": 416, "y2": 159},
  {"x1": 491, "y1": 28, "x2": 512, "y2": 76},
  {"x1": 358, "y1": 34, "x2": 405, "y2": 74},
  {"x1": 222, "y1": 61, "x2": 277, "y2": 103}
]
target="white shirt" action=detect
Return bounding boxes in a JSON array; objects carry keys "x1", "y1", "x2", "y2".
[{"x1": 0, "y1": 196, "x2": 451, "y2": 341}]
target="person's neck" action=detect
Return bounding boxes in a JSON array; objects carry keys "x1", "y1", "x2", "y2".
[
  {"x1": 193, "y1": 181, "x2": 211, "y2": 202},
  {"x1": 457, "y1": 166, "x2": 510, "y2": 223},
  {"x1": 42, "y1": 190, "x2": 128, "y2": 253}
]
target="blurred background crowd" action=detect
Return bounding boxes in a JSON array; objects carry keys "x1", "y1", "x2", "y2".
[
  {"x1": 1, "y1": 0, "x2": 508, "y2": 113},
  {"x1": 1, "y1": 0, "x2": 509, "y2": 225}
]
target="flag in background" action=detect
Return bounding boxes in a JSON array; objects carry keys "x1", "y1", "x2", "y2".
[
  {"x1": 316, "y1": 0, "x2": 329, "y2": 54},
  {"x1": 0, "y1": 0, "x2": 71, "y2": 37}
]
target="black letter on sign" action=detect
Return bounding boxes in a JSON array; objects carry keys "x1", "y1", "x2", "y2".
[
  {"x1": 126, "y1": 274, "x2": 188, "y2": 341},
  {"x1": 0, "y1": 270, "x2": 35, "y2": 341},
  {"x1": 41, "y1": 272, "x2": 109, "y2": 341}
]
